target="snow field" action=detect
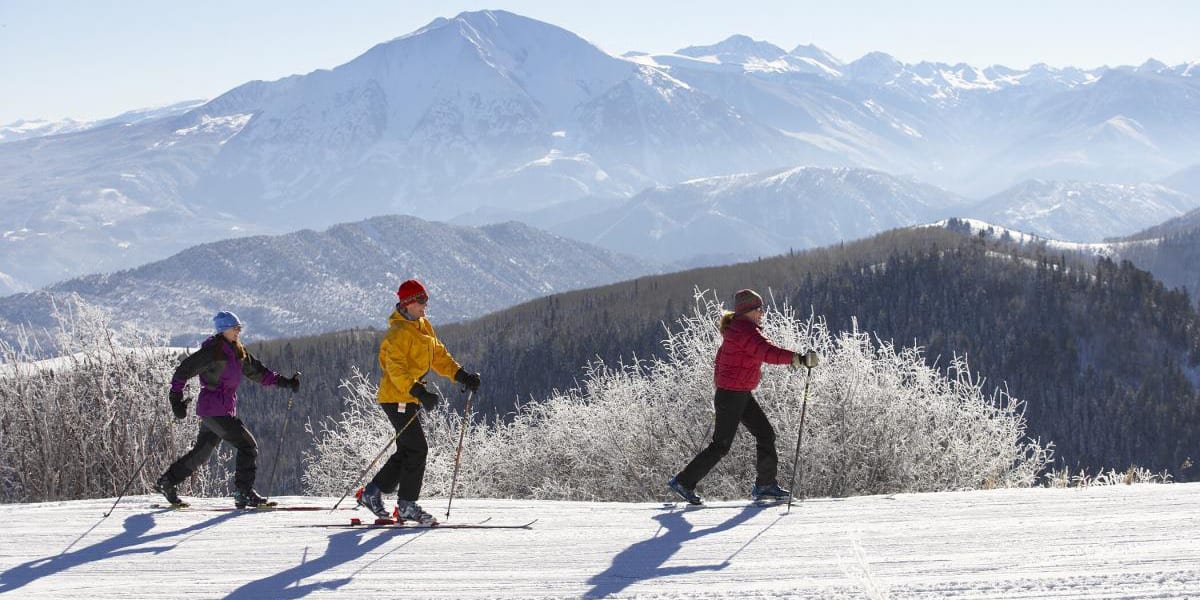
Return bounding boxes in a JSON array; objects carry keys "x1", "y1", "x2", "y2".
[{"x1": 0, "y1": 483, "x2": 1197, "y2": 599}]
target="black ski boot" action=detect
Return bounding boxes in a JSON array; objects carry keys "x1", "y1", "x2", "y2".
[
  {"x1": 668, "y1": 476, "x2": 703, "y2": 505},
  {"x1": 357, "y1": 483, "x2": 392, "y2": 520},
  {"x1": 751, "y1": 482, "x2": 792, "y2": 503},
  {"x1": 233, "y1": 488, "x2": 273, "y2": 509},
  {"x1": 155, "y1": 474, "x2": 186, "y2": 507}
]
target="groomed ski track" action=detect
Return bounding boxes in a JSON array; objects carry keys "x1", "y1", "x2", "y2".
[{"x1": 1, "y1": 484, "x2": 1197, "y2": 599}]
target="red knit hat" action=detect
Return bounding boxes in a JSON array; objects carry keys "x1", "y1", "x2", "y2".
[
  {"x1": 733, "y1": 289, "x2": 763, "y2": 315},
  {"x1": 397, "y1": 279, "x2": 429, "y2": 306}
]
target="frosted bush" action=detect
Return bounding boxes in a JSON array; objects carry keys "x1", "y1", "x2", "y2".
[
  {"x1": 305, "y1": 289, "x2": 1051, "y2": 501},
  {"x1": 0, "y1": 295, "x2": 234, "y2": 502}
]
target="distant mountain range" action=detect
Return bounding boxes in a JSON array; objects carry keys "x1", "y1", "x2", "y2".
[
  {"x1": 3, "y1": 9, "x2": 1198, "y2": 292},
  {"x1": 0, "y1": 215, "x2": 658, "y2": 348},
  {"x1": 0, "y1": 99, "x2": 205, "y2": 143}
]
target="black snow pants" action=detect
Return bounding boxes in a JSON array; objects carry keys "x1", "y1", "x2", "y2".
[
  {"x1": 164, "y1": 416, "x2": 259, "y2": 491},
  {"x1": 368, "y1": 402, "x2": 428, "y2": 502},
  {"x1": 674, "y1": 388, "x2": 779, "y2": 489}
]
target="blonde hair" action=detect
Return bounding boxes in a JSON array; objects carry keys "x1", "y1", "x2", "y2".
[{"x1": 719, "y1": 310, "x2": 737, "y2": 332}]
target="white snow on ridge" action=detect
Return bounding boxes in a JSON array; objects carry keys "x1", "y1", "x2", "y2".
[
  {"x1": 172, "y1": 113, "x2": 253, "y2": 141},
  {"x1": 926, "y1": 218, "x2": 1162, "y2": 256},
  {"x1": 0, "y1": 484, "x2": 1196, "y2": 598}
]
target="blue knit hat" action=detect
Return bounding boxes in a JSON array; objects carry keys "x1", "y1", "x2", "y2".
[{"x1": 213, "y1": 311, "x2": 243, "y2": 333}]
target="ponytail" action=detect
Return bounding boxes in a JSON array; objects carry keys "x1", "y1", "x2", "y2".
[{"x1": 719, "y1": 310, "x2": 736, "y2": 332}]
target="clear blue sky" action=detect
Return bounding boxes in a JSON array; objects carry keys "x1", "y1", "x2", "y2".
[{"x1": 2, "y1": 0, "x2": 1197, "y2": 124}]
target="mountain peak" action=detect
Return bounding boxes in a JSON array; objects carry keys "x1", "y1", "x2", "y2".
[
  {"x1": 845, "y1": 51, "x2": 905, "y2": 83},
  {"x1": 789, "y1": 43, "x2": 842, "y2": 66},
  {"x1": 1136, "y1": 58, "x2": 1168, "y2": 73},
  {"x1": 677, "y1": 34, "x2": 789, "y2": 62}
]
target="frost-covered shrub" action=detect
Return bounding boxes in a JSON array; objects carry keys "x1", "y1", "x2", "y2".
[
  {"x1": 1042, "y1": 465, "x2": 1173, "y2": 488},
  {"x1": 0, "y1": 295, "x2": 233, "y2": 502},
  {"x1": 305, "y1": 290, "x2": 1051, "y2": 501}
]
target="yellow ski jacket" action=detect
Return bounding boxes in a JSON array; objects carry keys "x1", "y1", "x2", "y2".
[{"x1": 377, "y1": 309, "x2": 462, "y2": 405}]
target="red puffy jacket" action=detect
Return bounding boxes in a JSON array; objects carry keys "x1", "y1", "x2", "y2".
[{"x1": 714, "y1": 316, "x2": 796, "y2": 391}]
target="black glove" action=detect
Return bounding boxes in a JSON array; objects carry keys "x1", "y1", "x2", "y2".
[
  {"x1": 410, "y1": 382, "x2": 441, "y2": 411},
  {"x1": 169, "y1": 390, "x2": 190, "y2": 420},
  {"x1": 790, "y1": 350, "x2": 820, "y2": 370},
  {"x1": 454, "y1": 368, "x2": 481, "y2": 392},
  {"x1": 278, "y1": 372, "x2": 301, "y2": 393}
]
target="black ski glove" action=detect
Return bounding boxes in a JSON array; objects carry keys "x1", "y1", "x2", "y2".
[
  {"x1": 454, "y1": 368, "x2": 481, "y2": 392},
  {"x1": 410, "y1": 382, "x2": 441, "y2": 411},
  {"x1": 169, "y1": 390, "x2": 190, "y2": 420},
  {"x1": 790, "y1": 350, "x2": 820, "y2": 370},
  {"x1": 278, "y1": 372, "x2": 301, "y2": 392}
]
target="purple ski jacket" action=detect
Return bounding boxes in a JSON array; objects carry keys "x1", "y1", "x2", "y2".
[{"x1": 169, "y1": 335, "x2": 280, "y2": 417}]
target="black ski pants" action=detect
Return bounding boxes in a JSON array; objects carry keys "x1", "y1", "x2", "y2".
[
  {"x1": 368, "y1": 402, "x2": 428, "y2": 502},
  {"x1": 675, "y1": 388, "x2": 778, "y2": 489},
  {"x1": 164, "y1": 416, "x2": 259, "y2": 491}
]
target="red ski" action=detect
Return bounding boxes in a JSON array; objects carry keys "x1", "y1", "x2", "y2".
[{"x1": 298, "y1": 517, "x2": 538, "y2": 530}]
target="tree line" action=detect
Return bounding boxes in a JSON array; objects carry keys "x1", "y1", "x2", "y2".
[{"x1": 234, "y1": 226, "x2": 1200, "y2": 494}]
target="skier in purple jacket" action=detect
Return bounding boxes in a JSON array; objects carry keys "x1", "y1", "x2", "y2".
[{"x1": 154, "y1": 311, "x2": 300, "y2": 508}]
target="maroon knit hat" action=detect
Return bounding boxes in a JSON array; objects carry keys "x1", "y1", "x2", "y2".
[
  {"x1": 733, "y1": 289, "x2": 763, "y2": 315},
  {"x1": 396, "y1": 279, "x2": 429, "y2": 306}
]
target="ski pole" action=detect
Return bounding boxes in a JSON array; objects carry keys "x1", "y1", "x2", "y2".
[
  {"x1": 103, "y1": 451, "x2": 153, "y2": 518},
  {"x1": 103, "y1": 415, "x2": 171, "y2": 518},
  {"x1": 264, "y1": 384, "x2": 296, "y2": 498},
  {"x1": 330, "y1": 406, "x2": 421, "y2": 511},
  {"x1": 444, "y1": 390, "x2": 475, "y2": 520},
  {"x1": 786, "y1": 365, "x2": 813, "y2": 514}
]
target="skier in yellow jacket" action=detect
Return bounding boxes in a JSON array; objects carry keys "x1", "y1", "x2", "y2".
[{"x1": 359, "y1": 279, "x2": 481, "y2": 524}]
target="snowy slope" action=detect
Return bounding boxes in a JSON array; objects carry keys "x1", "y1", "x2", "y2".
[
  {"x1": 0, "y1": 215, "x2": 658, "y2": 347},
  {"x1": 0, "y1": 100, "x2": 205, "y2": 143},
  {"x1": 0, "y1": 484, "x2": 1197, "y2": 598},
  {"x1": 961, "y1": 180, "x2": 1200, "y2": 242},
  {"x1": 553, "y1": 166, "x2": 965, "y2": 263},
  {"x1": 5, "y1": 11, "x2": 1200, "y2": 291}
]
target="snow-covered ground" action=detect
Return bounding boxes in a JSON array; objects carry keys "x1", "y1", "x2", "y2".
[{"x1": 1, "y1": 484, "x2": 1197, "y2": 599}]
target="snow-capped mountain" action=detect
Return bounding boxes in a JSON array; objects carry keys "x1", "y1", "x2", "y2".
[
  {"x1": 552, "y1": 166, "x2": 965, "y2": 263},
  {"x1": 0, "y1": 100, "x2": 205, "y2": 143},
  {"x1": 0, "y1": 215, "x2": 658, "y2": 348},
  {"x1": 5, "y1": 10, "x2": 1200, "y2": 292},
  {"x1": 960, "y1": 180, "x2": 1200, "y2": 242},
  {"x1": 641, "y1": 38, "x2": 1200, "y2": 193}
]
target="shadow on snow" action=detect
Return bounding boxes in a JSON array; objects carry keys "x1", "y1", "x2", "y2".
[
  {"x1": 224, "y1": 526, "x2": 432, "y2": 599},
  {"x1": 0, "y1": 510, "x2": 239, "y2": 594},
  {"x1": 584, "y1": 503, "x2": 783, "y2": 599}
]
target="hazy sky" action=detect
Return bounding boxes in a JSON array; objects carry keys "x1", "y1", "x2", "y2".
[{"x1": 2, "y1": 0, "x2": 1197, "y2": 124}]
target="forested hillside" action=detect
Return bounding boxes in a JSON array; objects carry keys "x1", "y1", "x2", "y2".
[
  {"x1": 1118, "y1": 222, "x2": 1200, "y2": 306},
  {"x1": 237, "y1": 227, "x2": 1200, "y2": 493}
]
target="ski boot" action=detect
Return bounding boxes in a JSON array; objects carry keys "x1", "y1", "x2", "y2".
[
  {"x1": 233, "y1": 488, "x2": 274, "y2": 509},
  {"x1": 155, "y1": 474, "x2": 187, "y2": 507},
  {"x1": 667, "y1": 476, "x2": 703, "y2": 505},
  {"x1": 751, "y1": 482, "x2": 792, "y2": 503},
  {"x1": 358, "y1": 483, "x2": 392, "y2": 521},
  {"x1": 396, "y1": 499, "x2": 437, "y2": 526}
]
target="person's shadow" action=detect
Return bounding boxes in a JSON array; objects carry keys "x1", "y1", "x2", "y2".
[
  {"x1": 584, "y1": 504, "x2": 777, "y2": 599},
  {"x1": 0, "y1": 510, "x2": 238, "y2": 594},
  {"x1": 225, "y1": 526, "x2": 429, "y2": 599}
]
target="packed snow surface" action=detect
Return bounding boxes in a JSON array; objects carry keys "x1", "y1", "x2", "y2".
[{"x1": 0, "y1": 484, "x2": 1197, "y2": 598}]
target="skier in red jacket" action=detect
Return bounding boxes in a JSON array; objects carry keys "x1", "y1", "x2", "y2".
[{"x1": 668, "y1": 289, "x2": 818, "y2": 505}]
